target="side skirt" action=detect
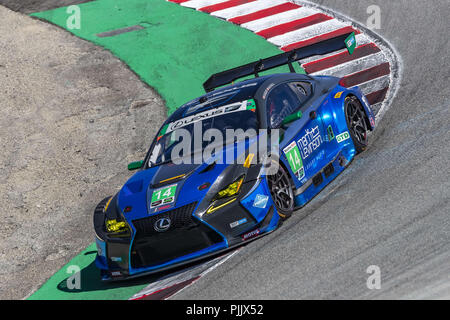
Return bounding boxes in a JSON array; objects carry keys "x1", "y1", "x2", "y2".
[{"x1": 294, "y1": 151, "x2": 353, "y2": 209}]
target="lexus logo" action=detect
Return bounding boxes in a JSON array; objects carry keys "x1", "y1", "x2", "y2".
[{"x1": 154, "y1": 217, "x2": 171, "y2": 232}]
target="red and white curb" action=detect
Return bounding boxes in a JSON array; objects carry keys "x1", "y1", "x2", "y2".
[
  {"x1": 130, "y1": 0, "x2": 401, "y2": 300},
  {"x1": 129, "y1": 249, "x2": 240, "y2": 300},
  {"x1": 168, "y1": 0, "x2": 401, "y2": 122}
]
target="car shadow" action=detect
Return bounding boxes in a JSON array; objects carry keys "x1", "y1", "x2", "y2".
[
  {"x1": 55, "y1": 247, "x2": 242, "y2": 295},
  {"x1": 55, "y1": 252, "x2": 152, "y2": 294}
]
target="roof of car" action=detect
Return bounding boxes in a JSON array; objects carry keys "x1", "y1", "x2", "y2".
[{"x1": 167, "y1": 73, "x2": 313, "y2": 123}]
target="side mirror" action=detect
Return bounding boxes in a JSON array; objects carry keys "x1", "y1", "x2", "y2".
[
  {"x1": 282, "y1": 111, "x2": 303, "y2": 126},
  {"x1": 128, "y1": 160, "x2": 144, "y2": 171}
]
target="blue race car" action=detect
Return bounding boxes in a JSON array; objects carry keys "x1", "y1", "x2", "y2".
[{"x1": 93, "y1": 33, "x2": 376, "y2": 280}]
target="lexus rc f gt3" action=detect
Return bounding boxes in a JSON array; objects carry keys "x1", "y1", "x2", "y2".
[{"x1": 93, "y1": 34, "x2": 376, "y2": 280}]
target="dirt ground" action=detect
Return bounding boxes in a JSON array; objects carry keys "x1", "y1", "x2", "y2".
[
  {"x1": 0, "y1": 0, "x2": 92, "y2": 14},
  {"x1": 0, "y1": 5, "x2": 166, "y2": 299}
]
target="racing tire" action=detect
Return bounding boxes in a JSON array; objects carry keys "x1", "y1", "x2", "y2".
[
  {"x1": 344, "y1": 96, "x2": 369, "y2": 153},
  {"x1": 267, "y1": 161, "x2": 294, "y2": 220}
]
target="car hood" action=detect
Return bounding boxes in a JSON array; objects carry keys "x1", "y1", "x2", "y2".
[{"x1": 117, "y1": 137, "x2": 260, "y2": 222}]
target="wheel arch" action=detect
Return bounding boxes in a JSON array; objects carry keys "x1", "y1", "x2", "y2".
[
  {"x1": 343, "y1": 93, "x2": 373, "y2": 131},
  {"x1": 269, "y1": 152, "x2": 297, "y2": 190}
]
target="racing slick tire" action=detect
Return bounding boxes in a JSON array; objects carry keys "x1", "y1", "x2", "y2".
[
  {"x1": 267, "y1": 161, "x2": 294, "y2": 220},
  {"x1": 344, "y1": 96, "x2": 369, "y2": 154}
]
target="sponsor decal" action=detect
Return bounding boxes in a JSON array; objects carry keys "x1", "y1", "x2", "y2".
[
  {"x1": 370, "y1": 117, "x2": 375, "y2": 127},
  {"x1": 230, "y1": 218, "x2": 248, "y2": 229},
  {"x1": 305, "y1": 150, "x2": 325, "y2": 171},
  {"x1": 154, "y1": 217, "x2": 171, "y2": 232},
  {"x1": 111, "y1": 257, "x2": 122, "y2": 262},
  {"x1": 334, "y1": 91, "x2": 344, "y2": 99},
  {"x1": 336, "y1": 131, "x2": 351, "y2": 143},
  {"x1": 297, "y1": 125, "x2": 322, "y2": 159},
  {"x1": 283, "y1": 141, "x2": 305, "y2": 180},
  {"x1": 150, "y1": 184, "x2": 177, "y2": 208},
  {"x1": 242, "y1": 229, "x2": 260, "y2": 241},
  {"x1": 327, "y1": 125, "x2": 335, "y2": 141},
  {"x1": 165, "y1": 100, "x2": 250, "y2": 134},
  {"x1": 186, "y1": 93, "x2": 234, "y2": 115},
  {"x1": 156, "y1": 204, "x2": 172, "y2": 212},
  {"x1": 253, "y1": 194, "x2": 269, "y2": 209},
  {"x1": 151, "y1": 200, "x2": 162, "y2": 207},
  {"x1": 111, "y1": 271, "x2": 122, "y2": 277},
  {"x1": 246, "y1": 99, "x2": 256, "y2": 111}
]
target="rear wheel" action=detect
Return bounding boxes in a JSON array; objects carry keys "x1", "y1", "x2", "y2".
[
  {"x1": 344, "y1": 96, "x2": 369, "y2": 153},
  {"x1": 267, "y1": 163, "x2": 294, "y2": 219}
]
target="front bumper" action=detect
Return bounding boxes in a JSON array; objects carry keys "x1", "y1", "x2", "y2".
[
  {"x1": 94, "y1": 178, "x2": 279, "y2": 281},
  {"x1": 94, "y1": 202, "x2": 227, "y2": 281},
  {"x1": 130, "y1": 202, "x2": 225, "y2": 270}
]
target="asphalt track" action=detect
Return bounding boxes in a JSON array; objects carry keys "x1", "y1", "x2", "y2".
[{"x1": 1, "y1": 0, "x2": 449, "y2": 299}]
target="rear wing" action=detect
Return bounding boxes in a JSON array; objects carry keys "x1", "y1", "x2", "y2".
[{"x1": 203, "y1": 32, "x2": 353, "y2": 92}]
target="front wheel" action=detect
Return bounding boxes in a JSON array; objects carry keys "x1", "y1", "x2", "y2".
[
  {"x1": 344, "y1": 96, "x2": 369, "y2": 153},
  {"x1": 267, "y1": 163, "x2": 294, "y2": 220}
]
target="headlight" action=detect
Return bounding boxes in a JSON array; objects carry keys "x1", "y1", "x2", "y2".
[
  {"x1": 105, "y1": 218, "x2": 131, "y2": 238},
  {"x1": 214, "y1": 175, "x2": 245, "y2": 200},
  {"x1": 206, "y1": 176, "x2": 245, "y2": 215}
]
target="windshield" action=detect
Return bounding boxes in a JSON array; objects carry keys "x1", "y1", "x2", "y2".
[{"x1": 148, "y1": 100, "x2": 258, "y2": 167}]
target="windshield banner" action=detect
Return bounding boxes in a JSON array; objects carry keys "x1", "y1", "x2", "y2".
[{"x1": 164, "y1": 100, "x2": 251, "y2": 134}]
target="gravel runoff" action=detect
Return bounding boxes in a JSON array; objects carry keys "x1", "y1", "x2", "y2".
[
  {"x1": 0, "y1": 5, "x2": 166, "y2": 299},
  {"x1": 0, "y1": 0, "x2": 92, "y2": 14}
]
